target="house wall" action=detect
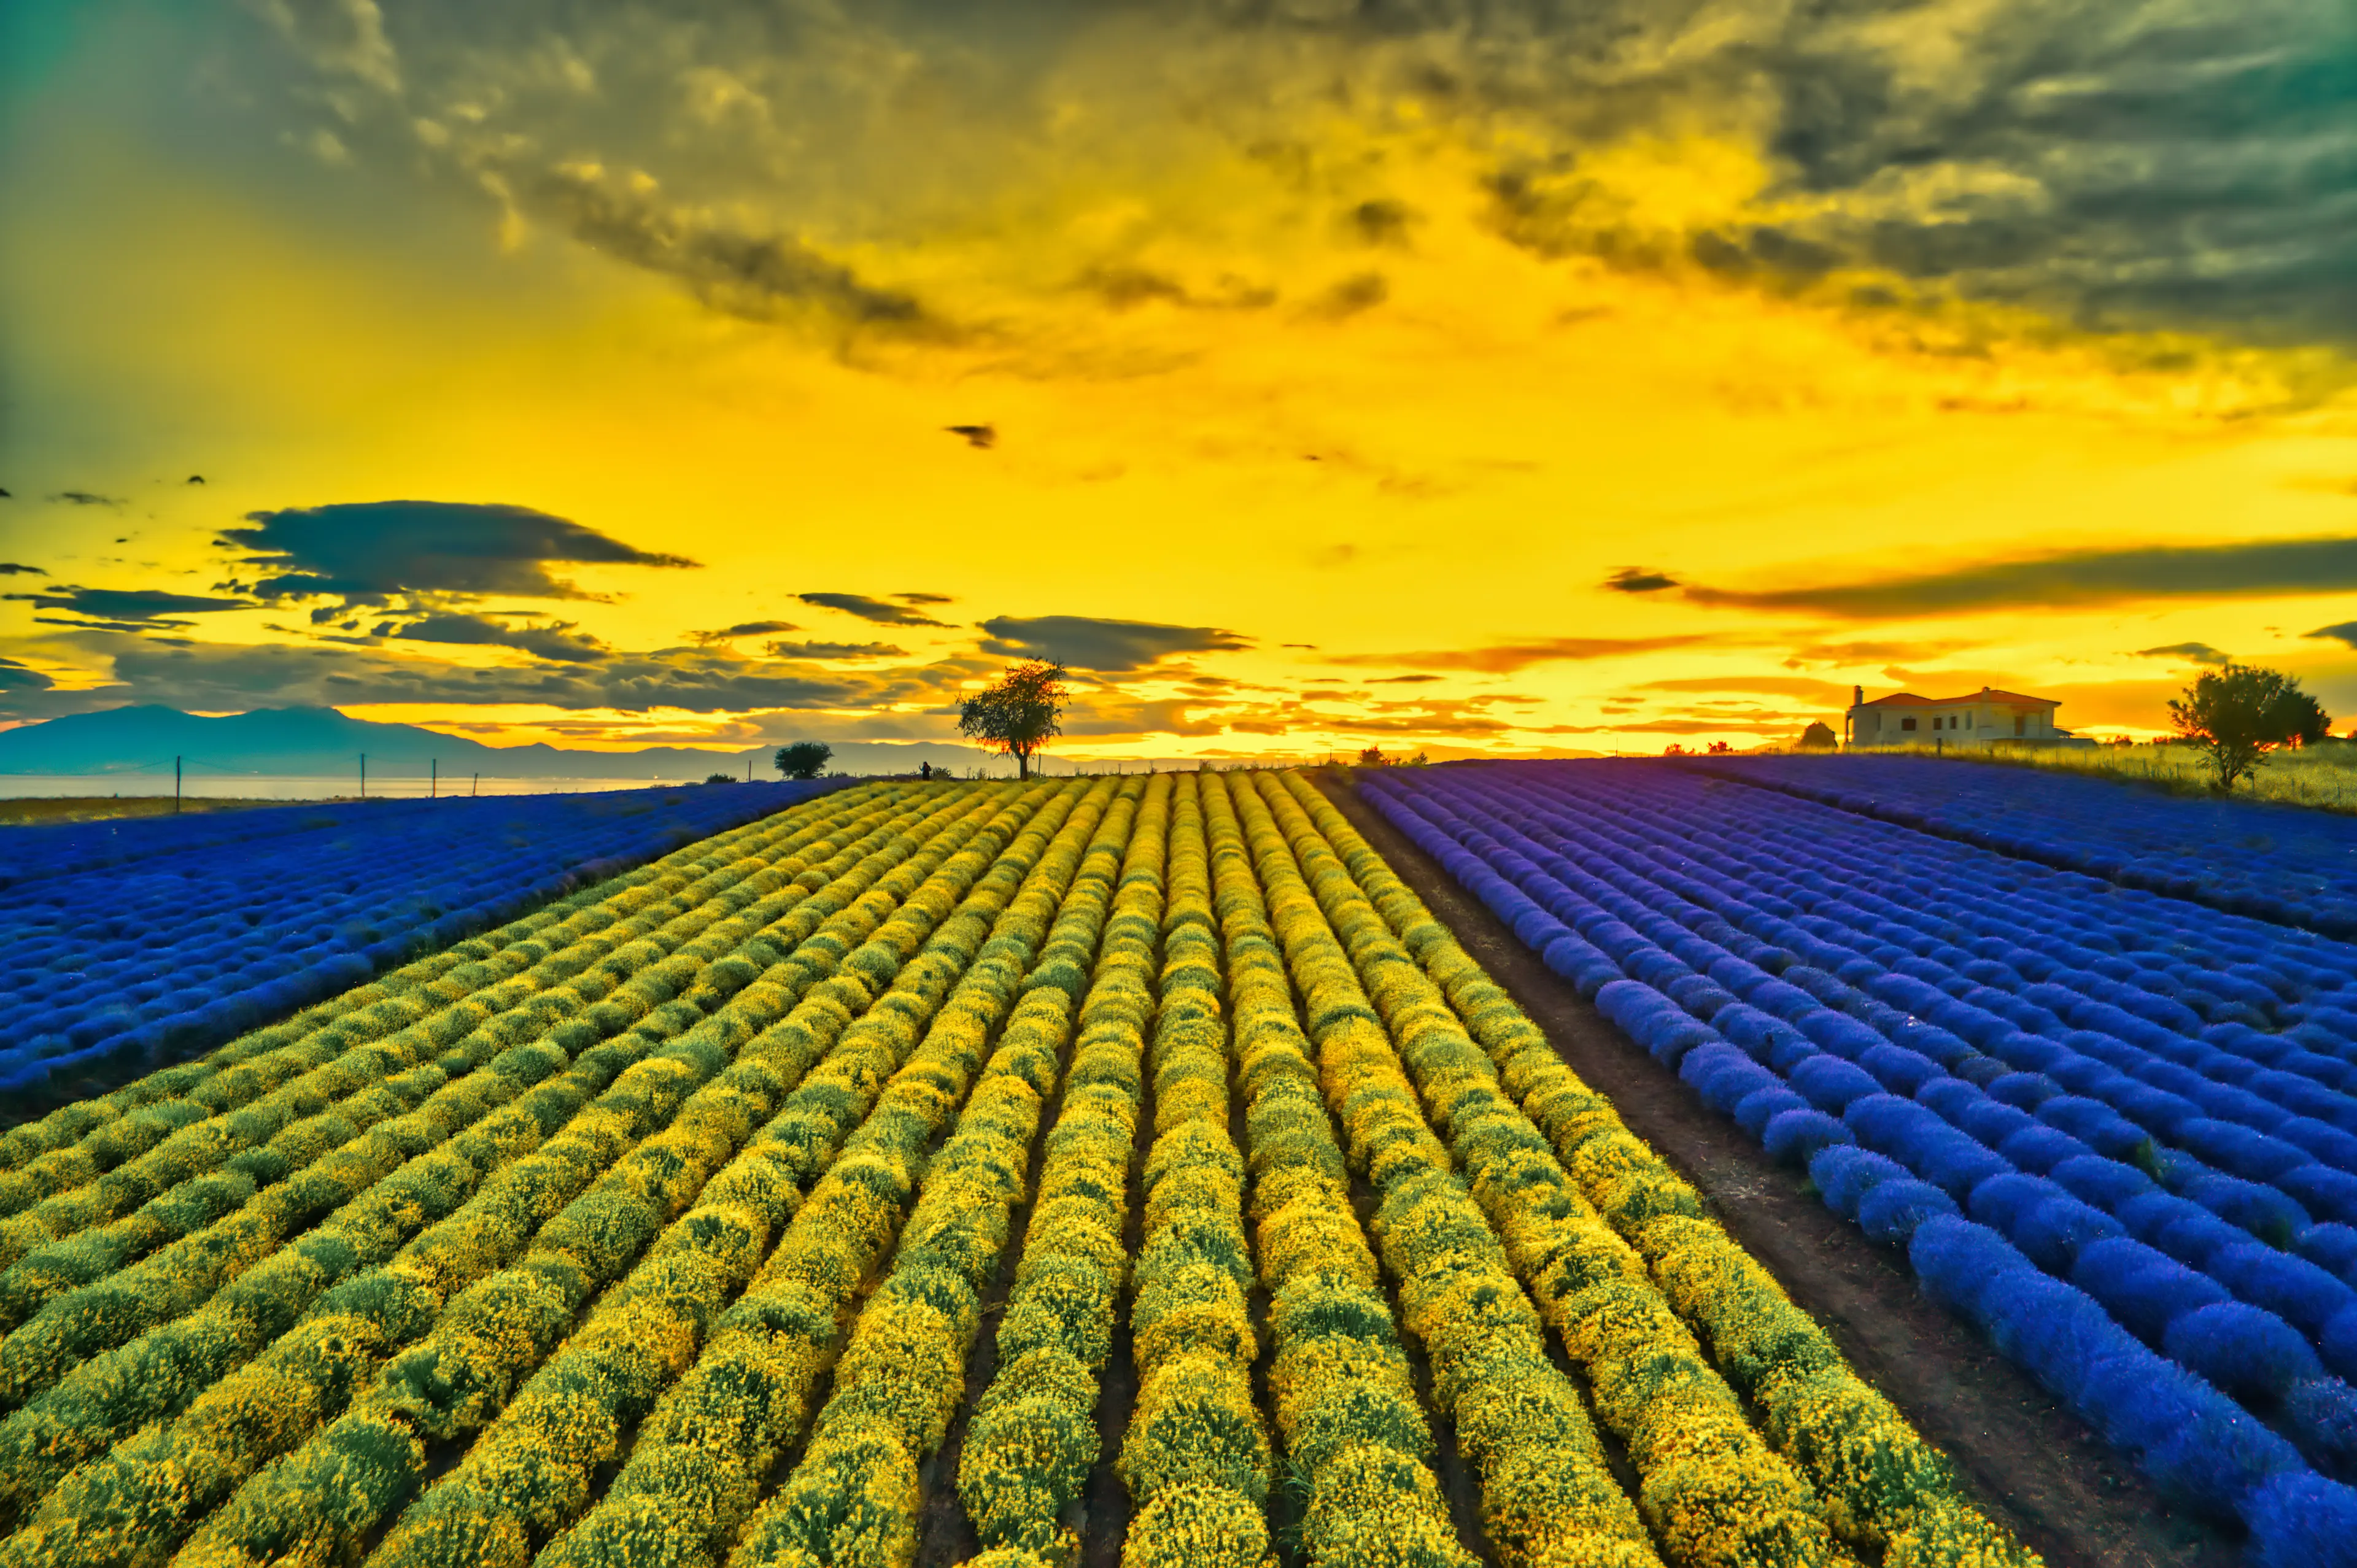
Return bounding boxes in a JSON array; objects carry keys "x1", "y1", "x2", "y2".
[{"x1": 1848, "y1": 702, "x2": 2059, "y2": 748}]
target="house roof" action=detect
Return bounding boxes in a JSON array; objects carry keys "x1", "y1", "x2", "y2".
[{"x1": 1855, "y1": 687, "x2": 2057, "y2": 709}]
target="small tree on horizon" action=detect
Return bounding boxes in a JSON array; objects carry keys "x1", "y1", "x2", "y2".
[
  {"x1": 2170, "y1": 663, "x2": 2331, "y2": 791},
  {"x1": 1798, "y1": 721, "x2": 1838, "y2": 750},
  {"x1": 959, "y1": 660, "x2": 1067, "y2": 780},
  {"x1": 774, "y1": 741, "x2": 833, "y2": 779}
]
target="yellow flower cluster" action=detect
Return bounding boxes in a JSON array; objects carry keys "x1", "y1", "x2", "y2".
[
  {"x1": 958, "y1": 775, "x2": 1170, "y2": 1564},
  {"x1": 358, "y1": 785, "x2": 1083, "y2": 1568},
  {"x1": 0, "y1": 787, "x2": 904, "y2": 1240},
  {"x1": 1198, "y1": 774, "x2": 1473, "y2": 1568},
  {"x1": 528, "y1": 779, "x2": 1120, "y2": 1568},
  {"x1": 1115, "y1": 774, "x2": 1272, "y2": 1568},
  {"x1": 0, "y1": 786, "x2": 921, "y2": 1534},
  {"x1": 0, "y1": 789, "x2": 930, "y2": 1404},
  {"x1": 1283, "y1": 778, "x2": 2039, "y2": 1568},
  {"x1": 726, "y1": 779, "x2": 1153, "y2": 1568},
  {"x1": 1226, "y1": 776, "x2": 1660, "y2": 1568},
  {"x1": 160, "y1": 784, "x2": 1054, "y2": 1568},
  {"x1": 4, "y1": 784, "x2": 1020, "y2": 1567}
]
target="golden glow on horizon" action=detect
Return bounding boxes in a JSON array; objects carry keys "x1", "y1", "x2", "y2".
[{"x1": 4, "y1": 14, "x2": 2356, "y2": 758}]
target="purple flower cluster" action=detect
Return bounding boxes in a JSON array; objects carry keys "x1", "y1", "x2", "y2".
[
  {"x1": 0, "y1": 781, "x2": 840, "y2": 1100},
  {"x1": 1365, "y1": 760, "x2": 2357, "y2": 1565},
  {"x1": 1684, "y1": 752, "x2": 2357, "y2": 938}
]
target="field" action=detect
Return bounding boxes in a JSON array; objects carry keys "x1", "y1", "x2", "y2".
[{"x1": 6, "y1": 762, "x2": 2357, "y2": 1567}]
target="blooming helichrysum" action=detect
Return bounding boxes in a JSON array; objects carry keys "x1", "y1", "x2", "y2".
[
  {"x1": 158, "y1": 785, "x2": 1055, "y2": 1568},
  {"x1": 961, "y1": 776, "x2": 1168, "y2": 1561},
  {"x1": 727, "y1": 781, "x2": 1149, "y2": 1568},
  {"x1": 1194, "y1": 774, "x2": 1480, "y2": 1568},
  {"x1": 524, "y1": 781, "x2": 1115, "y2": 1568}
]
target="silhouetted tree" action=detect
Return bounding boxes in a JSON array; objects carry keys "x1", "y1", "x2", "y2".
[
  {"x1": 1357, "y1": 745, "x2": 1387, "y2": 767},
  {"x1": 774, "y1": 741, "x2": 833, "y2": 779},
  {"x1": 2170, "y1": 664, "x2": 2331, "y2": 790},
  {"x1": 1798, "y1": 721, "x2": 1838, "y2": 750},
  {"x1": 703, "y1": 773, "x2": 735, "y2": 785},
  {"x1": 959, "y1": 661, "x2": 1067, "y2": 779}
]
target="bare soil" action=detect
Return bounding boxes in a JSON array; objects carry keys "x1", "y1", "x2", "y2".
[{"x1": 1313, "y1": 770, "x2": 2242, "y2": 1568}]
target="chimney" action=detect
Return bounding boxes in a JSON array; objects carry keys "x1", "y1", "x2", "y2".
[{"x1": 1852, "y1": 685, "x2": 1864, "y2": 707}]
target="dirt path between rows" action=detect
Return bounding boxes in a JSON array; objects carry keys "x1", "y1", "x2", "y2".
[{"x1": 1313, "y1": 770, "x2": 2240, "y2": 1568}]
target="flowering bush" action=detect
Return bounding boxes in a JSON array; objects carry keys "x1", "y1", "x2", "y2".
[
  {"x1": 1364, "y1": 760, "x2": 2357, "y2": 1564},
  {"x1": 0, "y1": 781, "x2": 843, "y2": 1099}
]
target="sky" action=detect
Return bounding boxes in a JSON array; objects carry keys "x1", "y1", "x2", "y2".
[{"x1": 1, "y1": 0, "x2": 2353, "y2": 762}]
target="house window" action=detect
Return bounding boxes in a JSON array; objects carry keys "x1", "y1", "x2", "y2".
[
  {"x1": 2015, "y1": 714, "x2": 2026, "y2": 736},
  {"x1": 1901, "y1": 716, "x2": 1917, "y2": 732}
]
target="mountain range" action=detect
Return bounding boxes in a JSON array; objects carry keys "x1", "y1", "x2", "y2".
[{"x1": 0, "y1": 705, "x2": 999, "y2": 780}]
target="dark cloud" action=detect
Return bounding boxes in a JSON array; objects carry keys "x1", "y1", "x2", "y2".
[
  {"x1": 2136, "y1": 641, "x2": 2234, "y2": 665},
  {"x1": 245, "y1": 0, "x2": 2357, "y2": 353},
  {"x1": 1605, "y1": 567, "x2": 1679, "y2": 594},
  {"x1": 51, "y1": 491, "x2": 123, "y2": 508},
  {"x1": 1687, "y1": 536, "x2": 2357, "y2": 619},
  {"x1": 896, "y1": 593, "x2": 954, "y2": 605},
  {"x1": 976, "y1": 615, "x2": 1252, "y2": 673},
  {"x1": 764, "y1": 639, "x2": 908, "y2": 659},
  {"x1": 688, "y1": 619, "x2": 800, "y2": 646},
  {"x1": 1371, "y1": 674, "x2": 1444, "y2": 684},
  {"x1": 946, "y1": 425, "x2": 996, "y2": 449},
  {"x1": 383, "y1": 612, "x2": 610, "y2": 663},
  {"x1": 0, "y1": 658, "x2": 53, "y2": 694},
  {"x1": 2305, "y1": 625, "x2": 2357, "y2": 652},
  {"x1": 1330, "y1": 635, "x2": 1711, "y2": 674},
  {"x1": 0, "y1": 563, "x2": 46, "y2": 577},
  {"x1": 0, "y1": 631, "x2": 969, "y2": 724},
  {"x1": 220, "y1": 501, "x2": 697, "y2": 606},
  {"x1": 6, "y1": 586, "x2": 255, "y2": 631},
  {"x1": 797, "y1": 592, "x2": 952, "y2": 628}
]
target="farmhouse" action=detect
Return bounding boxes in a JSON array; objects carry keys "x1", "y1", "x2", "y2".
[{"x1": 1844, "y1": 684, "x2": 2076, "y2": 748}]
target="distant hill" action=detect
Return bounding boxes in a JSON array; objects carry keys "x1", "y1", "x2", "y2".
[{"x1": 0, "y1": 705, "x2": 1001, "y2": 780}]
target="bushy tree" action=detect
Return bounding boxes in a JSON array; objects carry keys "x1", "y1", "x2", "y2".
[
  {"x1": 1798, "y1": 721, "x2": 1838, "y2": 750},
  {"x1": 2170, "y1": 663, "x2": 2331, "y2": 790},
  {"x1": 773, "y1": 741, "x2": 833, "y2": 779},
  {"x1": 1357, "y1": 745, "x2": 1387, "y2": 767},
  {"x1": 959, "y1": 662, "x2": 1067, "y2": 780},
  {"x1": 703, "y1": 773, "x2": 735, "y2": 785}
]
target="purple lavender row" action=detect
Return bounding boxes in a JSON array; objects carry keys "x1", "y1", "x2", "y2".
[
  {"x1": 0, "y1": 781, "x2": 844, "y2": 1097},
  {"x1": 1682, "y1": 752, "x2": 2357, "y2": 940},
  {"x1": 1364, "y1": 762, "x2": 2357, "y2": 1567}
]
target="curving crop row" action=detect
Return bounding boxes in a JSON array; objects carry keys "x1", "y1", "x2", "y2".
[
  {"x1": 0, "y1": 781, "x2": 843, "y2": 1095},
  {"x1": 0, "y1": 791, "x2": 934, "y2": 1390},
  {"x1": 1198, "y1": 773, "x2": 1469, "y2": 1568},
  {"x1": 1226, "y1": 775, "x2": 1658, "y2": 1568},
  {"x1": 1256, "y1": 774, "x2": 1844, "y2": 1568},
  {"x1": 725, "y1": 779, "x2": 1152, "y2": 1568},
  {"x1": 1290, "y1": 774, "x2": 2032, "y2": 1564},
  {"x1": 0, "y1": 784, "x2": 994, "y2": 1559},
  {"x1": 956, "y1": 775, "x2": 1167, "y2": 1564},
  {"x1": 1365, "y1": 763, "x2": 2357, "y2": 1563},
  {"x1": 354, "y1": 781, "x2": 1085, "y2": 1568},
  {"x1": 1682, "y1": 752, "x2": 2357, "y2": 939},
  {"x1": 0, "y1": 789, "x2": 893, "y2": 1251},
  {"x1": 520, "y1": 778, "x2": 1122, "y2": 1568},
  {"x1": 1105, "y1": 772, "x2": 1272, "y2": 1568},
  {"x1": 153, "y1": 782, "x2": 1041, "y2": 1568}
]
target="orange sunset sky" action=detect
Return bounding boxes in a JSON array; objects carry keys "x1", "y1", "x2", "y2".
[{"x1": 2, "y1": 0, "x2": 2353, "y2": 762}]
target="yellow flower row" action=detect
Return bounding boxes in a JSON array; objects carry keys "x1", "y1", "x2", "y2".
[
  {"x1": 1108, "y1": 773, "x2": 1265, "y2": 1568},
  {"x1": 1259, "y1": 773, "x2": 1833, "y2": 1568},
  {"x1": 1225, "y1": 775, "x2": 1661, "y2": 1568},
  {"x1": 1197, "y1": 772, "x2": 1470, "y2": 1568},
  {"x1": 1277, "y1": 776, "x2": 2038, "y2": 1568},
  {"x1": 722, "y1": 779, "x2": 1155, "y2": 1568},
  {"x1": 0, "y1": 790, "x2": 938, "y2": 1397},
  {"x1": 0, "y1": 790, "x2": 846, "y2": 1179},
  {"x1": 154, "y1": 783, "x2": 1051, "y2": 1568},
  {"x1": 360, "y1": 782, "x2": 1091, "y2": 1568},
  {"x1": 0, "y1": 786, "x2": 903, "y2": 1257},
  {"x1": 525, "y1": 779, "x2": 1123, "y2": 1568},
  {"x1": 958, "y1": 775, "x2": 1171, "y2": 1564},
  {"x1": 0, "y1": 785, "x2": 1017, "y2": 1565}
]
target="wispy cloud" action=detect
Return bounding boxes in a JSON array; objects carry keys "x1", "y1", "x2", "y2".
[
  {"x1": 1686, "y1": 536, "x2": 2357, "y2": 618},
  {"x1": 1330, "y1": 635, "x2": 1713, "y2": 674},
  {"x1": 797, "y1": 592, "x2": 952, "y2": 628},
  {"x1": 2135, "y1": 641, "x2": 2232, "y2": 665},
  {"x1": 222, "y1": 500, "x2": 697, "y2": 607},
  {"x1": 977, "y1": 614, "x2": 1252, "y2": 673},
  {"x1": 6, "y1": 585, "x2": 254, "y2": 631}
]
